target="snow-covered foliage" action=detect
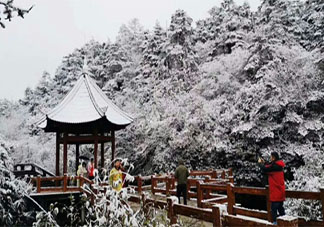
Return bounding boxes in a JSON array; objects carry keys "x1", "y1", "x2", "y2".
[
  {"x1": 0, "y1": 136, "x2": 33, "y2": 226},
  {"x1": 33, "y1": 160, "x2": 169, "y2": 227},
  {"x1": 1, "y1": 0, "x2": 324, "y2": 221}
]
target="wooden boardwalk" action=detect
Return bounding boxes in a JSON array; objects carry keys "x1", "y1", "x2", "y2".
[{"x1": 24, "y1": 167, "x2": 324, "y2": 227}]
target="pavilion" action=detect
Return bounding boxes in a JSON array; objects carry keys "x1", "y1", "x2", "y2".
[{"x1": 37, "y1": 67, "x2": 133, "y2": 176}]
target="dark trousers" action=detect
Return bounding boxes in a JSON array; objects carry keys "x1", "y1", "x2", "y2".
[
  {"x1": 177, "y1": 184, "x2": 187, "y2": 205},
  {"x1": 271, "y1": 201, "x2": 285, "y2": 222}
]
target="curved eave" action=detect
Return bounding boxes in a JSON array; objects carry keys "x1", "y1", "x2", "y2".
[{"x1": 40, "y1": 116, "x2": 131, "y2": 133}]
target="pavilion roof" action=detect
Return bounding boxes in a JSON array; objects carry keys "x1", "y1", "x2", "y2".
[{"x1": 38, "y1": 73, "x2": 133, "y2": 131}]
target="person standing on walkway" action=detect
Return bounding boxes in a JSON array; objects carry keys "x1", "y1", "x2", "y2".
[
  {"x1": 109, "y1": 160, "x2": 123, "y2": 192},
  {"x1": 77, "y1": 162, "x2": 87, "y2": 186},
  {"x1": 259, "y1": 152, "x2": 286, "y2": 224},
  {"x1": 174, "y1": 159, "x2": 189, "y2": 205},
  {"x1": 87, "y1": 158, "x2": 95, "y2": 180}
]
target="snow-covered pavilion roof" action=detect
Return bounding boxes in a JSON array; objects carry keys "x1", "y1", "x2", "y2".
[{"x1": 38, "y1": 72, "x2": 133, "y2": 131}]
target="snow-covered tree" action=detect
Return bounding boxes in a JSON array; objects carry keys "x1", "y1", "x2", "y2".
[
  {"x1": 162, "y1": 10, "x2": 198, "y2": 74},
  {"x1": 0, "y1": 137, "x2": 33, "y2": 226}
]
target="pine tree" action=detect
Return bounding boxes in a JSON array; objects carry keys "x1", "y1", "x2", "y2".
[
  {"x1": 257, "y1": 0, "x2": 304, "y2": 44},
  {"x1": 301, "y1": 0, "x2": 324, "y2": 50},
  {"x1": 116, "y1": 19, "x2": 145, "y2": 63},
  {"x1": 163, "y1": 10, "x2": 198, "y2": 73},
  {"x1": 140, "y1": 22, "x2": 166, "y2": 76}
]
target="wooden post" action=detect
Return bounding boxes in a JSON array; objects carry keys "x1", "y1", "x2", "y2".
[
  {"x1": 227, "y1": 183, "x2": 235, "y2": 215},
  {"x1": 265, "y1": 186, "x2": 272, "y2": 223},
  {"x1": 94, "y1": 132, "x2": 98, "y2": 169},
  {"x1": 37, "y1": 176, "x2": 41, "y2": 193},
  {"x1": 76, "y1": 143, "x2": 79, "y2": 175},
  {"x1": 171, "y1": 177, "x2": 175, "y2": 189},
  {"x1": 101, "y1": 142, "x2": 105, "y2": 168},
  {"x1": 80, "y1": 177, "x2": 84, "y2": 189},
  {"x1": 56, "y1": 133, "x2": 60, "y2": 176},
  {"x1": 151, "y1": 175, "x2": 156, "y2": 195},
  {"x1": 212, "y1": 205, "x2": 221, "y2": 227},
  {"x1": 221, "y1": 170, "x2": 226, "y2": 179},
  {"x1": 212, "y1": 170, "x2": 217, "y2": 179},
  {"x1": 186, "y1": 181, "x2": 190, "y2": 200},
  {"x1": 229, "y1": 176, "x2": 234, "y2": 184},
  {"x1": 277, "y1": 216, "x2": 298, "y2": 226},
  {"x1": 228, "y1": 168, "x2": 233, "y2": 177},
  {"x1": 166, "y1": 177, "x2": 170, "y2": 195},
  {"x1": 320, "y1": 187, "x2": 324, "y2": 225},
  {"x1": 167, "y1": 198, "x2": 177, "y2": 225},
  {"x1": 141, "y1": 193, "x2": 148, "y2": 214},
  {"x1": 197, "y1": 181, "x2": 203, "y2": 208},
  {"x1": 63, "y1": 174, "x2": 67, "y2": 192},
  {"x1": 137, "y1": 176, "x2": 142, "y2": 194},
  {"x1": 63, "y1": 133, "x2": 68, "y2": 175},
  {"x1": 111, "y1": 130, "x2": 115, "y2": 161}
]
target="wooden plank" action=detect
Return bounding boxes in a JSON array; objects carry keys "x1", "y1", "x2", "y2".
[
  {"x1": 151, "y1": 175, "x2": 155, "y2": 195},
  {"x1": 197, "y1": 181, "x2": 203, "y2": 208},
  {"x1": 233, "y1": 206, "x2": 268, "y2": 220},
  {"x1": 173, "y1": 204, "x2": 214, "y2": 222},
  {"x1": 39, "y1": 187, "x2": 64, "y2": 192},
  {"x1": 200, "y1": 184, "x2": 227, "y2": 191},
  {"x1": 59, "y1": 135, "x2": 113, "y2": 144},
  {"x1": 264, "y1": 186, "x2": 272, "y2": 223},
  {"x1": 63, "y1": 174, "x2": 67, "y2": 192},
  {"x1": 153, "y1": 188, "x2": 167, "y2": 194},
  {"x1": 298, "y1": 218, "x2": 324, "y2": 226},
  {"x1": 137, "y1": 176, "x2": 142, "y2": 194},
  {"x1": 286, "y1": 190, "x2": 321, "y2": 200},
  {"x1": 167, "y1": 198, "x2": 177, "y2": 225},
  {"x1": 212, "y1": 205, "x2": 221, "y2": 227},
  {"x1": 320, "y1": 188, "x2": 324, "y2": 226},
  {"x1": 277, "y1": 216, "x2": 298, "y2": 226},
  {"x1": 33, "y1": 176, "x2": 64, "y2": 182},
  {"x1": 227, "y1": 183, "x2": 235, "y2": 215},
  {"x1": 37, "y1": 176, "x2": 41, "y2": 193},
  {"x1": 233, "y1": 186, "x2": 267, "y2": 196},
  {"x1": 145, "y1": 198, "x2": 167, "y2": 209},
  {"x1": 129, "y1": 195, "x2": 141, "y2": 203},
  {"x1": 224, "y1": 214, "x2": 273, "y2": 226}
]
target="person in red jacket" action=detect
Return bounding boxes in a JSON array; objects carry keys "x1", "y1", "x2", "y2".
[
  {"x1": 87, "y1": 158, "x2": 95, "y2": 180},
  {"x1": 259, "y1": 152, "x2": 285, "y2": 224}
]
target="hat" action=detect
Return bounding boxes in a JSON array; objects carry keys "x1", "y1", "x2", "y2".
[{"x1": 271, "y1": 152, "x2": 280, "y2": 161}]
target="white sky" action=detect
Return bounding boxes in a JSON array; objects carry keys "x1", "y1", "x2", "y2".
[{"x1": 0, "y1": 0, "x2": 261, "y2": 100}]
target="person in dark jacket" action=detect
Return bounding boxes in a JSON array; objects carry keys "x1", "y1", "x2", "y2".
[
  {"x1": 174, "y1": 159, "x2": 189, "y2": 205},
  {"x1": 259, "y1": 152, "x2": 286, "y2": 224}
]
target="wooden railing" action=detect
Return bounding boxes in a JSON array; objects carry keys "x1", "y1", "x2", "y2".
[
  {"x1": 129, "y1": 194, "x2": 298, "y2": 227},
  {"x1": 149, "y1": 169, "x2": 234, "y2": 198},
  {"x1": 14, "y1": 163, "x2": 55, "y2": 178},
  {"x1": 31, "y1": 169, "x2": 324, "y2": 227},
  {"x1": 196, "y1": 181, "x2": 324, "y2": 226},
  {"x1": 32, "y1": 175, "x2": 93, "y2": 193}
]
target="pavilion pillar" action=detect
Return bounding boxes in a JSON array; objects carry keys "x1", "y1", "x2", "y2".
[
  {"x1": 56, "y1": 133, "x2": 60, "y2": 176},
  {"x1": 111, "y1": 130, "x2": 115, "y2": 161},
  {"x1": 94, "y1": 132, "x2": 98, "y2": 169},
  {"x1": 63, "y1": 133, "x2": 68, "y2": 174},
  {"x1": 101, "y1": 142, "x2": 105, "y2": 168},
  {"x1": 76, "y1": 143, "x2": 79, "y2": 174}
]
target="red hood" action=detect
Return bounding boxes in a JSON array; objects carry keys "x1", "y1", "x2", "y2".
[{"x1": 275, "y1": 160, "x2": 285, "y2": 167}]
